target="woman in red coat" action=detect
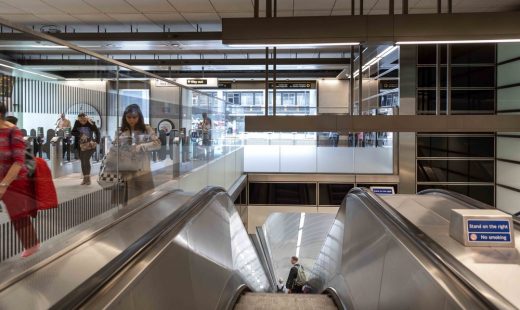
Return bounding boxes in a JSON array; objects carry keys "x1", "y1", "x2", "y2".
[{"x1": 0, "y1": 104, "x2": 39, "y2": 257}]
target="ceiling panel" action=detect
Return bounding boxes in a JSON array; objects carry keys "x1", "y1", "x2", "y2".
[
  {"x1": 72, "y1": 13, "x2": 117, "y2": 23},
  {"x1": 107, "y1": 13, "x2": 154, "y2": 23},
  {"x1": 276, "y1": 0, "x2": 296, "y2": 11},
  {"x1": 0, "y1": 13, "x2": 49, "y2": 23},
  {"x1": 182, "y1": 12, "x2": 220, "y2": 23},
  {"x1": 42, "y1": 0, "x2": 100, "y2": 14},
  {"x1": 144, "y1": 13, "x2": 187, "y2": 23},
  {"x1": 124, "y1": 0, "x2": 177, "y2": 13},
  {"x1": 219, "y1": 12, "x2": 252, "y2": 18},
  {"x1": 38, "y1": 14, "x2": 83, "y2": 23},
  {"x1": 294, "y1": 0, "x2": 335, "y2": 11},
  {"x1": 211, "y1": 0, "x2": 251, "y2": 12},
  {"x1": 0, "y1": 1, "x2": 27, "y2": 14},
  {"x1": 293, "y1": 10, "x2": 332, "y2": 16},
  {"x1": 168, "y1": 0, "x2": 214, "y2": 13},
  {"x1": 83, "y1": 0, "x2": 139, "y2": 13},
  {"x1": 7, "y1": 0, "x2": 63, "y2": 14}
]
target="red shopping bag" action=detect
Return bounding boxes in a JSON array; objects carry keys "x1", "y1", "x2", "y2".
[{"x1": 33, "y1": 157, "x2": 58, "y2": 210}]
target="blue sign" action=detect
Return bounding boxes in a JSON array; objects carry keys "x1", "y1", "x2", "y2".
[
  {"x1": 370, "y1": 187, "x2": 395, "y2": 195},
  {"x1": 467, "y1": 219, "x2": 512, "y2": 243}
]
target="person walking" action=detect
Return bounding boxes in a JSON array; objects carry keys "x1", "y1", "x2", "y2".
[
  {"x1": 286, "y1": 256, "x2": 306, "y2": 294},
  {"x1": 72, "y1": 113, "x2": 100, "y2": 185},
  {"x1": 0, "y1": 103, "x2": 39, "y2": 257},
  {"x1": 113, "y1": 104, "x2": 160, "y2": 205}
]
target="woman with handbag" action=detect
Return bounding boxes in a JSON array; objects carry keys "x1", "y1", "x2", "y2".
[
  {"x1": 72, "y1": 113, "x2": 100, "y2": 185},
  {"x1": 0, "y1": 103, "x2": 39, "y2": 257},
  {"x1": 113, "y1": 104, "x2": 160, "y2": 205}
]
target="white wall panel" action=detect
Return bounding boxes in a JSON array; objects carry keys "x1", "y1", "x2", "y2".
[
  {"x1": 316, "y1": 147, "x2": 355, "y2": 173},
  {"x1": 244, "y1": 145, "x2": 279, "y2": 172},
  {"x1": 497, "y1": 42, "x2": 520, "y2": 63},
  {"x1": 497, "y1": 137, "x2": 520, "y2": 162},
  {"x1": 497, "y1": 161, "x2": 520, "y2": 190},
  {"x1": 497, "y1": 60, "x2": 520, "y2": 87},
  {"x1": 280, "y1": 145, "x2": 317, "y2": 172},
  {"x1": 496, "y1": 186, "x2": 520, "y2": 215},
  {"x1": 354, "y1": 147, "x2": 393, "y2": 174},
  {"x1": 318, "y1": 79, "x2": 348, "y2": 114},
  {"x1": 497, "y1": 86, "x2": 520, "y2": 111}
]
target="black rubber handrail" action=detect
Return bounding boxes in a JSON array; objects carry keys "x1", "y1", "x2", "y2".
[
  {"x1": 350, "y1": 187, "x2": 515, "y2": 310},
  {"x1": 51, "y1": 186, "x2": 226, "y2": 310},
  {"x1": 418, "y1": 188, "x2": 520, "y2": 228}
]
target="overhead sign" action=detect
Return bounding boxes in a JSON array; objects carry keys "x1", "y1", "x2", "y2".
[
  {"x1": 379, "y1": 80, "x2": 398, "y2": 90},
  {"x1": 268, "y1": 81, "x2": 314, "y2": 89},
  {"x1": 176, "y1": 78, "x2": 218, "y2": 88},
  {"x1": 370, "y1": 186, "x2": 395, "y2": 195},
  {"x1": 449, "y1": 209, "x2": 515, "y2": 248},
  {"x1": 187, "y1": 79, "x2": 208, "y2": 85}
]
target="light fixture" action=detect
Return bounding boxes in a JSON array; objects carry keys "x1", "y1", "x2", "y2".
[
  {"x1": 396, "y1": 39, "x2": 520, "y2": 45},
  {"x1": 349, "y1": 45, "x2": 398, "y2": 78},
  {"x1": 295, "y1": 212, "x2": 306, "y2": 257},
  {"x1": 227, "y1": 42, "x2": 359, "y2": 48},
  {"x1": 0, "y1": 63, "x2": 57, "y2": 80}
]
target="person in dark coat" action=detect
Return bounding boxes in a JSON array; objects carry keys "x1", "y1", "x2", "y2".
[
  {"x1": 286, "y1": 256, "x2": 304, "y2": 294},
  {"x1": 71, "y1": 113, "x2": 100, "y2": 185}
]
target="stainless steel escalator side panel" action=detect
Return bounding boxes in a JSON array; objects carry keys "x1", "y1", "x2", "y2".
[
  {"x1": 383, "y1": 194, "x2": 520, "y2": 308},
  {"x1": 0, "y1": 192, "x2": 192, "y2": 310},
  {"x1": 310, "y1": 191, "x2": 488, "y2": 310},
  {"x1": 84, "y1": 192, "x2": 269, "y2": 310}
]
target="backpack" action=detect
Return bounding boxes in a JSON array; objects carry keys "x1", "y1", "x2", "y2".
[{"x1": 295, "y1": 265, "x2": 307, "y2": 286}]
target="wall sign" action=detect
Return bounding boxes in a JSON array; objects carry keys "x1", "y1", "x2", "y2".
[
  {"x1": 370, "y1": 186, "x2": 395, "y2": 195},
  {"x1": 467, "y1": 220, "x2": 512, "y2": 243},
  {"x1": 187, "y1": 79, "x2": 208, "y2": 85}
]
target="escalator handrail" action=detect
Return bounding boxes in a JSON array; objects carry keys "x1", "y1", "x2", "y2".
[
  {"x1": 418, "y1": 188, "x2": 520, "y2": 228},
  {"x1": 349, "y1": 187, "x2": 515, "y2": 310},
  {"x1": 51, "y1": 186, "x2": 227, "y2": 310},
  {"x1": 255, "y1": 227, "x2": 278, "y2": 291}
]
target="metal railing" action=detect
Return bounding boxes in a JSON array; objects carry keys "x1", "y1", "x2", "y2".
[{"x1": 0, "y1": 187, "x2": 115, "y2": 262}]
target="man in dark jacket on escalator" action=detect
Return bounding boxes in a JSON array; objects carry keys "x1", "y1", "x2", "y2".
[{"x1": 286, "y1": 256, "x2": 306, "y2": 294}]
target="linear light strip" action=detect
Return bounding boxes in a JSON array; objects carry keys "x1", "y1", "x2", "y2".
[
  {"x1": 397, "y1": 39, "x2": 520, "y2": 45},
  {"x1": 295, "y1": 212, "x2": 305, "y2": 257},
  {"x1": 0, "y1": 63, "x2": 57, "y2": 80},
  {"x1": 228, "y1": 42, "x2": 359, "y2": 48}
]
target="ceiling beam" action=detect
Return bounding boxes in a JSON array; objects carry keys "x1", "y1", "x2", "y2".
[
  {"x1": 0, "y1": 32, "x2": 222, "y2": 41},
  {"x1": 18, "y1": 58, "x2": 348, "y2": 66},
  {"x1": 245, "y1": 115, "x2": 520, "y2": 132},
  {"x1": 223, "y1": 12, "x2": 520, "y2": 44}
]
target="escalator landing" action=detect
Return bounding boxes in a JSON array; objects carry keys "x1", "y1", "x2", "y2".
[{"x1": 234, "y1": 292, "x2": 338, "y2": 310}]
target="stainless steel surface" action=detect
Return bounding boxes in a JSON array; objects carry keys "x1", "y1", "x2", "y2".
[
  {"x1": 261, "y1": 212, "x2": 335, "y2": 286},
  {"x1": 385, "y1": 193, "x2": 520, "y2": 307},
  {"x1": 0, "y1": 190, "x2": 192, "y2": 309},
  {"x1": 398, "y1": 45, "x2": 417, "y2": 194},
  {"x1": 309, "y1": 188, "x2": 510, "y2": 309},
  {"x1": 83, "y1": 191, "x2": 269, "y2": 310}
]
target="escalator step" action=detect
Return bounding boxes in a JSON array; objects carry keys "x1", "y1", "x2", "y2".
[{"x1": 234, "y1": 293, "x2": 337, "y2": 310}]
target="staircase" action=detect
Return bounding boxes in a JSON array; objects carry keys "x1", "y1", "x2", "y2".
[{"x1": 233, "y1": 293, "x2": 338, "y2": 310}]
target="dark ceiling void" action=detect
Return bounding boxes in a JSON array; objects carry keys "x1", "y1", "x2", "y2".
[
  {"x1": 16, "y1": 58, "x2": 349, "y2": 67},
  {"x1": 0, "y1": 32, "x2": 222, "y2": 42},
  {"x1": 53, "y1": 69, "x2": 342, "y2": 79}
]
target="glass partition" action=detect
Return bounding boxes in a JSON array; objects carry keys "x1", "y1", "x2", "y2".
[{"x1": 0, "y1": 21, "x2": 241, "y2": 263}]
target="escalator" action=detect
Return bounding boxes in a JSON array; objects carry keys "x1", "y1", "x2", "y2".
[{"x1": 0, "y1": 186, "x2": 518, "y2": 309}]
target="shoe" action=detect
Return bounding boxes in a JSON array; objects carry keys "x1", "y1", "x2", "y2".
[
  {"x1": 21, "y1": 243, "x2": 40, "y2": 258},
  {"x1": 81, "y1": 177, "x2": 86, "y2": 185},
  {"x1": 85, "y1": 176, "x2": 91, "y2": 185}
]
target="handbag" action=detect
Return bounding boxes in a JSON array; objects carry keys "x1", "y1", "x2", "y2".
[
  {"x1": 33, "y1": 158, "x2": 58, "y2": 210},
  {"x1": 97, "y1": 156, "x2": 124, "y2": 189},
  {"x1": 104, "y1": 145, "x2": 145, "y2": 172},
  {"x1": 80, "y1": 140, "x2": 97, "y2": 151}
]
